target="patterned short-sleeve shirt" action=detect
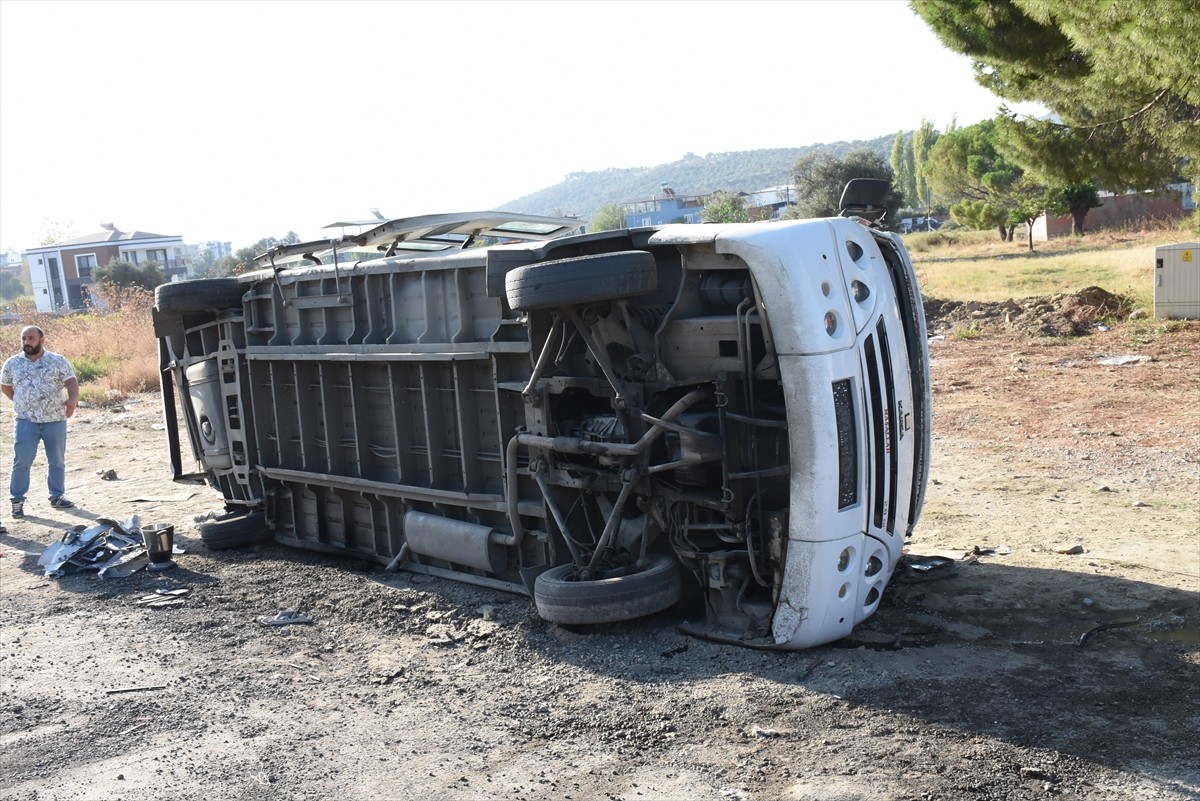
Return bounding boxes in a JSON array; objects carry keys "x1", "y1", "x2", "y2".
[{"x1": 0, "y1": 350, "x2": 77, "y2": 423}]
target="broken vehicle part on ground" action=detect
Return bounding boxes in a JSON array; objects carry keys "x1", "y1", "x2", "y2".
[
  {"x1": 39, "y1": 516, "x2": 153, "y2": 578},
  {"x1": 152, "y1": 186, "x2": 931, "y2": 649}
]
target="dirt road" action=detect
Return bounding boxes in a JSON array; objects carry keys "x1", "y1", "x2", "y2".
[{"x1": 2, "y1": 320, "x2": 1197, "y2": 801}]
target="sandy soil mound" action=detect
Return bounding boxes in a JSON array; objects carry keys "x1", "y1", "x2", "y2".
[{"x1": 925, "y1": 286, "x2": 1137, "y2": 336}]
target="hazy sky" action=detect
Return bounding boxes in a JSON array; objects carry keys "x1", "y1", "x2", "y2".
[{"x1": 0, "y1": 0, "x2": 1039, "y2": 251}]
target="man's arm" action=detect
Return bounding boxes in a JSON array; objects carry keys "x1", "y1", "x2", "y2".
[
  {"x1": 64, "y1": 376, "x2": 79, "y2": 418},
  {"x1": 1, "y1": 384, "x2": 12, "y2": 401}
]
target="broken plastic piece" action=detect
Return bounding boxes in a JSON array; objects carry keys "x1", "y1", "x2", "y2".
[
  {"x1": 894, "y1": 555, "x2": 958, "y2": 584},
  {"x1": 39, "y1": 516, "x2": 148, "y2": 578},
  {"x1": 138, "y1": 597, "x2": 185, "y2": 608},
  {"x1": 258, "y1": 610, "x2": 312, "y2": 627},
  {"x1": 1098, "y1": 354, "x2": 1151, "y2": 366},
  {"x1": 136, "y1": 588, "x2": 191, "y2": 607},
  {"x1": 98, "y1": 549, "x2": 150, "y2": 579},
  {"x1": 908, "y1": 555, "x2": 954, "y2": 572}
]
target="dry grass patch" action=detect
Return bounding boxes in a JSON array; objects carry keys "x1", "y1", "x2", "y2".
[
  {"x1": 0, "y1": 286, "x2": 158, "y2": 407},
  {"x1": 909, "y1": 221, "x2": 1189, "y2": 313}
]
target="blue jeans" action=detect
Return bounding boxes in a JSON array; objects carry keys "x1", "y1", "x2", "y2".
[{"x1": 10, "y1": 419, "x2": 68, "y2": 502}]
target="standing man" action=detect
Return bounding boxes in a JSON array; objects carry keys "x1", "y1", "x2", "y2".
[{"x1": 1, "y1": 326, "x2": 79, "y2": 518}]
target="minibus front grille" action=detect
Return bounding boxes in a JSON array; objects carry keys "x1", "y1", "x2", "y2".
[
  {"x1": 833, "y1": 379, "x2": 857, "y2": 510},
  {"x1": 862, "y1": 321, "x2": 898, "y2": 534}
]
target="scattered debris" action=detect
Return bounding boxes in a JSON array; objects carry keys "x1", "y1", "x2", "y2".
[
  {"x1": 138, "y1": 598, "x2": 185, "y2": 609},
  {"x1": 370, "y1": 669, "x2": 404, "y2": 685},
  {"x1": 105, "y1": 684, "x2": 168, "y2": 695},
  {"x1": 1078, "y1": 618, "x2": 1139, "y2": 647},
  {"x1": 38, "y1": 516, "x2": 182, "y2": 579},
  {"x1": 258, "y1": 610, "x2": 313, "y2": 627},
  {"x1": 97, "y1": 469, "x2": 119, "y2": 480},
  {"x1": 1098, "y1": 354, "x2": 1152, "y2": 366},
  {"x1": 1132, "y1": 500, "x2": 1150, "y2": 508},
  {"x1": 973, "y1": 545, "x2": 1012, "y2": 557},
  {"x1": 125, "y1": 493, "x2": 197, "y2": 503},
  {"x1": 136, "y1": 588, "x2": 191, "y2": 608},
  {"x1": 38, "y1": 517, "x2": 148, "y2": 578},
  {"x1": 895, "y1": 555, "x2": 959, "y2": 583},
  {"x1": 1054, "y1": 544, "x2": 1086, "y2": 555}
]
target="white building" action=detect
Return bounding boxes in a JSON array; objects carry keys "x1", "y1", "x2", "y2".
[{"x1": 23, "y1": 224, "x2": 191, "y2": 312}]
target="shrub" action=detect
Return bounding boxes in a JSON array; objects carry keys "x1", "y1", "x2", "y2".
[{"x1": 952, "y1": 321, "x2": 984, "y2": 340}]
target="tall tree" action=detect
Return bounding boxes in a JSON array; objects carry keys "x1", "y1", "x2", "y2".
[
  {"x1": 911, "y1": 0, "x2": 1200, "y2": 188},
  {"x1": 701, "y1": 191, "x2": 751, "y2": 224},
  {"x1": 0, "y1": 271, "x2": 24, "y2": 300},
  {"x1": 889, "y1": 131, "x2": 916, "y2": 209},
  {"x1": 925, "y1": 119, "x2": 1024, "y2": 240},
  {"x1": 1059, "y1": 184, "x2": 1103, "y2": 236},
  {"x1": 94, "y1": 258, "x2": 163, "y2": 292},
  {"x1": 785, "y1": 148, "x2": 901, "y2": 223},
  {"x1": 1006, "y1": 176, "x2": 1063, "y2": 252},
  {"x1": 193, "y1": 249, "x2": 218, "y2": 278},
  {"x1": 590, "y1": 202, "x2": 628, "y2": 232},
  {"x1": 911, "y1": 118, "x2": 940, "y2": 213}
]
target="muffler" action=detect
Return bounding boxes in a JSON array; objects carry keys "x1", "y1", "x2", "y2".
[{"x1": 403, "y1": 511, "x2": 505, "y2": 574}]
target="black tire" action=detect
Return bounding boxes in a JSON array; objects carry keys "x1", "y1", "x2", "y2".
[
  {"x1": 199, "y1": 510, "x2": 271, "y2": 551},
  {"x1": 505, "y1": 251, "x2": 657, "y2": 311},
  {"x1": 534, "y1": 554, "x2": 682, "y2": 625},
  {"x1": 155, "y1": 278, "x2": 246, "y2": 314}
]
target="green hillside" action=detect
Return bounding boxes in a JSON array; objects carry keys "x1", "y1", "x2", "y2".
[{"x1": 502, "y1": 133, "x2": 898, "y2": 219}]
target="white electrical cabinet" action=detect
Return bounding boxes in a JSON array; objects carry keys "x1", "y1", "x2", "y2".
[{"x1": 1154, "y1": 242, "x2": 1200, "y2": 319}]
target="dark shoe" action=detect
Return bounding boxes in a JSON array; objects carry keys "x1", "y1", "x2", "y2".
[
  {"x1": 11, "y1": 500, "x2": 24, "y2": 518},
  {"x1": 49, "y1": 496, "x2": 74, "y2": 509}
]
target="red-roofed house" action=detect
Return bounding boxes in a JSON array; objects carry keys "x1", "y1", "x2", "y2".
[{"x1": 22, "y1": 224, "x2": 191, "y2": 312}]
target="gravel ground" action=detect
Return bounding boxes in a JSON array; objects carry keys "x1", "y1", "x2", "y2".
[{"x1": 1, "y1": 316, "x2": 1197, "y2": 801}]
